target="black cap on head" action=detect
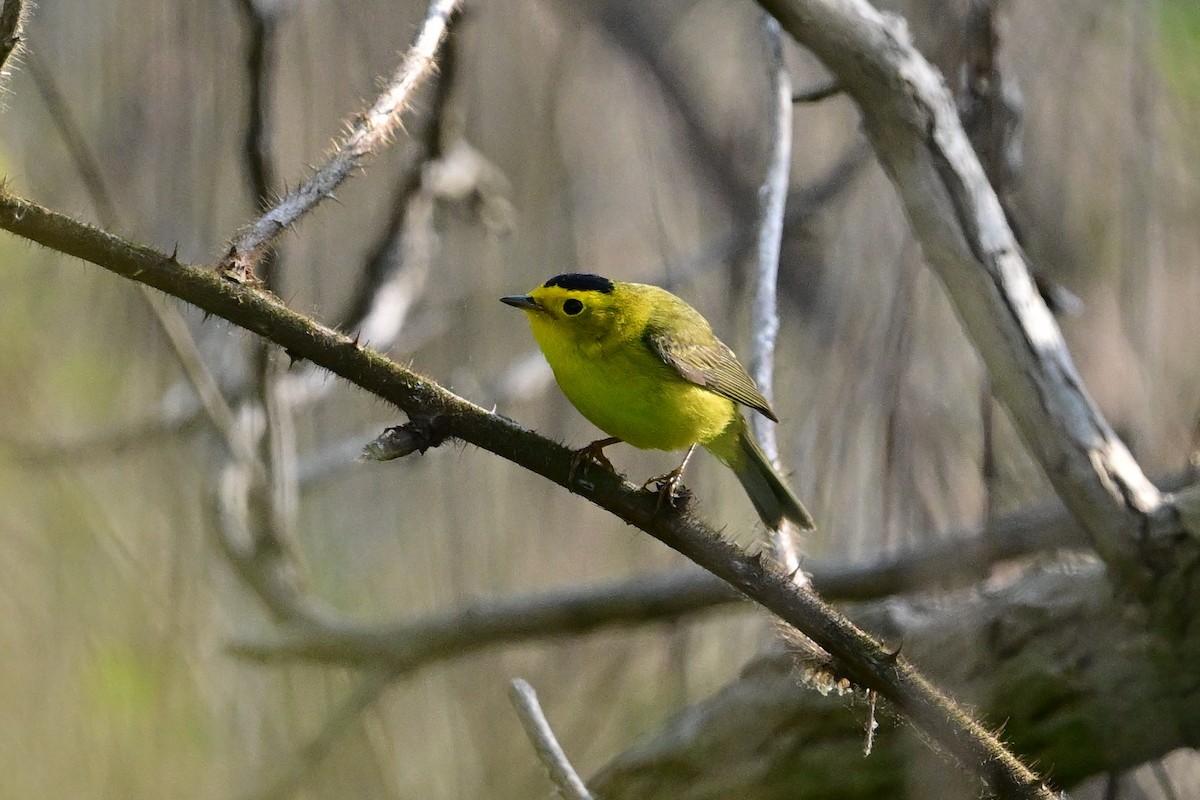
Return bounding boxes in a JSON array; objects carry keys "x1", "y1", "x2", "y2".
[{"x1": 543, "y1": 273, "x2": 615, "y2": 294}]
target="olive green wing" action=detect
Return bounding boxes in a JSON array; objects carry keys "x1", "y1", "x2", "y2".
[{"x1": 643, "y1": 319, "x2": 779, "y2": 422}]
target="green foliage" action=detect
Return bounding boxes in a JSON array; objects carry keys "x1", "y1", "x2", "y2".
[{"x1": 1158, "y1": 0, "x2": 1200, "y2": 116}]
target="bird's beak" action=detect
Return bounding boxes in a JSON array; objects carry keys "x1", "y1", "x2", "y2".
[{"x1": 500, "y1": 294, "x2": 540, "y2": 311}]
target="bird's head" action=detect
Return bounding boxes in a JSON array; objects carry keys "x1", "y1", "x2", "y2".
[{"x1": 501, "y1": 273, "x2": 649, "y2": 349}]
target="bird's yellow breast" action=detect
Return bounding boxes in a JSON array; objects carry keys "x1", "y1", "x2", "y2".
[{"x1": 528, "y1": 312, "x2": 737, "y2": 451}]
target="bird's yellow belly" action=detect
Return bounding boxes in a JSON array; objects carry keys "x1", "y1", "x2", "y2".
[{"x1": 544, "y1": 340, "x2": 737, "y2": 452}]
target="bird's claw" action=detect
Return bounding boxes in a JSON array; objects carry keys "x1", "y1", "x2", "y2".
[
  {"x1": 569, "y1": 437, "x2": 620, "y2": 484},
  {"x1": 644, "y1": 468, "x2": 690, "y2": 511}
]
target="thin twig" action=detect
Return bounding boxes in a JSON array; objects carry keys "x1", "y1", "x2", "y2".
[
  {"x1": 224, "y1": 0, "x2": 310, "y2": 634},
  {"x1": 26, "y1": 51, "x2": 120, "y2": 225},
  {"x1": 231, "y1": 0, "x2": 286, "y2": 289},
  {"x1": 221, "y1": 0, "x2": 461, "y2": 279},
  {"x1": 747, "y1": 14, "x2": 790, "y2": 449},
  {"x1": 338, "y1": 3, "x2": 457, "y2": 331},
  {"x1": 749, "y1": 16, "x2": 810, "y2": 568},
  {"x1": 862, "y1": 689, "x2": 878, "y2": 756},
  {"x1": 508, "y1": 679, "x2": 595, "y2": 800},
  {"x1": 0, "y1": 0, "x2": 26, "y2": 81}
]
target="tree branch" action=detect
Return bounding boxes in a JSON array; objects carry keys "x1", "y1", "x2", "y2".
[
  {"x1": 0, "y1": 0, "x2": 25, "y2": 82},
  {"x1": 220, "y1": 0, "x2": 461, "y2": 281},
  {"x1": 748, "y1": 14, "x2": 808, "y2": 568},
  {"x1": 592, "y1": 563, "x2": 1185, "y2": 799},
  {"x1": 756, "y1": 0, "x2": 1177, "y2": 592},
  {"x1": 0, "y1": 191, "x2": 1056, "y2": 799},
  {"x1": 508, "y1": 679, "x2": 595, "y2": 800},
  {"x1": 225, "y1": 479, "x2": 1122, "y2": 669}
]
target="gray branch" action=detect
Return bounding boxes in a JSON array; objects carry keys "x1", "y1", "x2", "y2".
[
  {"x1": 755, "y1": 0, "x2": 1174, "y2": 592},
  {"x1": 220, "y1": 0, "x2": 461, "y2": 280},
  {"x1": 508, "y1": 679, "x2": 595, "y2": 800},
  {"x1": 591, "y1": 561, "x2": 1187, "y2": 799}
]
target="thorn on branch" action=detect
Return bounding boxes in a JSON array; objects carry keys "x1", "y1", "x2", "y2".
[{"x1": 361, "y1": 414, "x2": 451, "y2": 461}]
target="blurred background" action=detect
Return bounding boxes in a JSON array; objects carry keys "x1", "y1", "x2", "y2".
[{"x1": 1, "y1": 0, "x2": 1199, "y2": 797}]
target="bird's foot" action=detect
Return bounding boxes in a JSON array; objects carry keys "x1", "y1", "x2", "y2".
[
  {"x1": 569, "y1": 437, "x2": 621, "y2": 484},
  {"x1": 644, "y1": 466, "x2": 691, "y2": 511},
  {"x1": 642, "y1": 444, "x2": 697, "y2": 511}
]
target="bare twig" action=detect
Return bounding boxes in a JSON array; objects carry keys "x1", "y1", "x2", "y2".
[
  {"x1": 228, "y1": 569, "x2": 739, "y2": 666},
  {"x1": 232, "y1": 0, "x2": 283, "y2": 208},
  {"x1": 862, "y1": 689, "x2": 878, "y2": 756},
  {"x1": 338, "y1": 2, "x2": 457, "y2": 331},
  {"x1": 221, "y1": 0, "x2": 312, "y2": 638},
  {"x1": 26, "y1": 51, "x2": 120, "y2": 224},
  {"x1": 0, "y1": 0, "x2": 26, "y2": 81},
  {"x1": 0, "y1": 411, "x2": 206, "y2": 464},
  {"x1": 748, "y1": 15, "x2": 811, "y2": 570},
  {"x1": 231, "y1": 0, "x2": 287, "y2": 289},
  {"x1": 340, "y1": 146, "x2": 432, "y2": 333},
  {"x1": 220, "y1": 0, "x2": 461, "y2": 280},
  {"x1": 508, "y1": 679, "x2": 595, "y2": 800},
  {"x1": 215, "y1": 459, "x2": 328, "y2": 624},
  {"x1": 748, "y1": 14, "x2": 789, "y2": 450}
]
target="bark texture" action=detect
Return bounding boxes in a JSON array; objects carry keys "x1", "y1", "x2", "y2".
[{"x1": 593, "y1": 561, "x2": 1200, "y2": 798}]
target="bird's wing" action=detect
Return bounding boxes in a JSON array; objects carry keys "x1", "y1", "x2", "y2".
[{"x1": 643, "y1": 324, "x2": 779, "y2": 422}]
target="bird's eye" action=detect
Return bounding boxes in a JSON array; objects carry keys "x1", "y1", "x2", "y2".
[{"x1": 563, "y1": 298, "x2": 584, "y2": 315}]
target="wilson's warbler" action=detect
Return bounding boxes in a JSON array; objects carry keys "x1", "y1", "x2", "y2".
[{"x1": 501, "y1": 273, "x2": 814, "y2": 530}]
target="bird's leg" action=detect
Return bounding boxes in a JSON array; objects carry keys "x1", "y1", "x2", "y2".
[
  {"x1": 569, "y1": 436, "x2": 622, "y2": 483},
  {"x1": 644, "y1": 444, "x2": 697, "y2": 509}
]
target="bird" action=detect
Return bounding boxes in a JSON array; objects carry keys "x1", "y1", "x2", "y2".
[{"x1": 501, "y1": 273, "x2": 813, "y2": 530}]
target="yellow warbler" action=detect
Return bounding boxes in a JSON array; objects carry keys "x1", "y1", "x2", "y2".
[{"x1": 502, "y1": 273, "x2": 813, "y2": 530}]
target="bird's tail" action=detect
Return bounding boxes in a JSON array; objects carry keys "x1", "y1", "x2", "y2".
[{"x1": 707, "y1": 418, "x2": 814, "y2": 531}]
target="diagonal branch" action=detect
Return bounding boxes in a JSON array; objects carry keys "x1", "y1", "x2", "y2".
[
  {"x1": 0, "y1": 192, "x2": 1057, "y2": 799},
  {"x1": 509, "y1": 679, "x2": 595, "y2": 800},
  {"x1": 756, "y1": 0, "x2": 1175, "y2": 592},
  {"x1": 220, "y1": 0, "x2": 461, "y2": 280}
]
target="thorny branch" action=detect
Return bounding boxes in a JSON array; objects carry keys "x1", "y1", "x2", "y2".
[
  {"x1": 0, "y1": 191, "x2": 1059, "y2": 799},
  {"x1": 220, "y1": 0, "x2": 461, "y2": 281}
]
